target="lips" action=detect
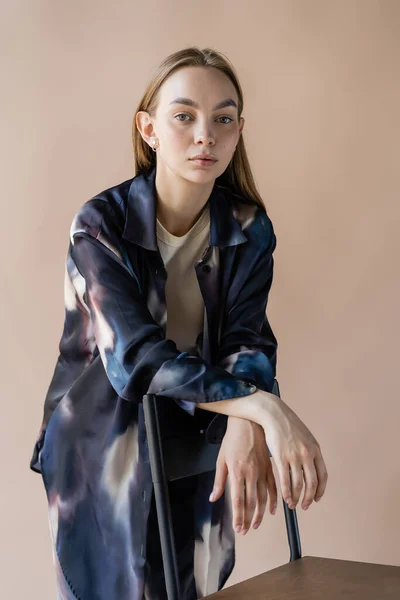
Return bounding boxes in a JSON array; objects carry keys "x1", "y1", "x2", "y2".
[{"x1": 190, "y1": 157, "x2": 217, "y2": 162}]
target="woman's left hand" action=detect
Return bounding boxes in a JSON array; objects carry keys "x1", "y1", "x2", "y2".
[{"x1": 209, "y1": 416, "x2": 278, "y2": 535}]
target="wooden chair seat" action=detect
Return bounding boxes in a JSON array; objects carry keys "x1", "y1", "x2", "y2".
[{"x1": 206, "y1": 556, "x2": 400, "y2": 599}]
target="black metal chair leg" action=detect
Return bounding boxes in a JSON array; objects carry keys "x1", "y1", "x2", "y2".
[
  {"x1": 283, "y1": 501, "x2": 302, "y2": 561},
  {"x1": 271, "y1": 379, "x2": 302, "y2": 562},
  {"x1": 143, "y1": 394, "x2": 181, "y2": 600}
]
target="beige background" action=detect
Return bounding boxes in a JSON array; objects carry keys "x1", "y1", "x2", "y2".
[{"x1": 1, "y1": 1, "x2": 399, "y2": 598}]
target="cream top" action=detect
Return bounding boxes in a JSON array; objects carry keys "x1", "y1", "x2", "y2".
[{"x1": 156, "y1": 203, "x2": 210, "y2": 353}]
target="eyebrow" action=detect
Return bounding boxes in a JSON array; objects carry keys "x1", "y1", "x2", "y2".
[{"x1": 169, "y1": 97, "x2": 238, "y2": 110}]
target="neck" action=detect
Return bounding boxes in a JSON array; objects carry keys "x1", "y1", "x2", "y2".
[{"x1": 154, "y1": 163, "x2": 214, "y2": 236}]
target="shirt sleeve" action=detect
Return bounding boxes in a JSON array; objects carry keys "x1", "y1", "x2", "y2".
[
  {"x1": 205, "y1": 231, "x2": 278, "y2": 444},
  {"x1": 69, "y1": 230, "x2": 257, "y2": 415}
]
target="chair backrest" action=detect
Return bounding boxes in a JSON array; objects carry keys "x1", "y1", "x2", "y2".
[
  {"x1": 143, "y1": 379, "x2": 301, "y2": 563},
  {"x1": 143, "y1": 380, "x2": 301, "y2": 600},
  {"x1": 161, "y1": 379, "x2": 281, "y2": 481},
  {"x1": 162, "y1": 433, "x2": 221, "y2": 481}
]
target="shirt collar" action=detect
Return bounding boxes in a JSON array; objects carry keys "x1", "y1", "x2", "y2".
[{"x1": 122, "y1": 166, "x2": 247, "y2": 250}]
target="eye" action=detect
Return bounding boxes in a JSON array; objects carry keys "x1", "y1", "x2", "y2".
[
  {"x1": 174, "y1": 113, "x2": 234, "y2": 124},
  {"x1": 174, "y1": 113, "x2": 192, "y2": 122},
  {"x1": 217, "y1": 116, "x2": 234, "y2": 124}
]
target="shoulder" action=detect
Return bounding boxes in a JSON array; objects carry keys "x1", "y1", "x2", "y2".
[
  {"x1": 224, "y1": 186, "x2": 277, "y2": 254},
  {"x1": 69, "y1": 177, "x2": 133, "y2": 243}
]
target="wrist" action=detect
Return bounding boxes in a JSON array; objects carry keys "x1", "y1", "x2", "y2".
[{"x1": 250, "y1": 389, "x2": 280, "y2": 429}]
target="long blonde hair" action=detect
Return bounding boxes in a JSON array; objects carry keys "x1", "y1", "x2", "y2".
[{"x1": 132, "y1": 46, "x2": 264, "y2": 207}]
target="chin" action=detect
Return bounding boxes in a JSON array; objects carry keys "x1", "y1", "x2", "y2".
[{"x1": 184, "y1": 161, "x2": 226, "y2": 184}]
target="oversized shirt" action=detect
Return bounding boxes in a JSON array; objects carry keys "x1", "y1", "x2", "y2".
[{"x1": 30, "y1": 165, "x2": 278, "y2": 600}]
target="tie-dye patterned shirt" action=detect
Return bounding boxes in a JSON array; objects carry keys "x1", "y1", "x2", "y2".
[{"x1": 30, "y1": 166, "x2": 278, "y2": 600}]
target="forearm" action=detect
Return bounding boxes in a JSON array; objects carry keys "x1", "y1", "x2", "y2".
[{"x1": 197, "y1": 389, "x2": 277, "y2": 427}]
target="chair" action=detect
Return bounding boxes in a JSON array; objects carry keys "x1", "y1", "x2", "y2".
[
  {"x1": 143, "y1": 381, "x2": 400, "y2": 599},
  {"x1": 142, "y1": 379, "x2": 300, "y2": 600}
]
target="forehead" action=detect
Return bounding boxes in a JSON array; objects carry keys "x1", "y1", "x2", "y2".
[{"x1": 158, "y1": 66, "x2": 238, "y2": 107}]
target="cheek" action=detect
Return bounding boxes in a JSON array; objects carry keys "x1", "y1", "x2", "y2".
[
  {"x1": 223, "y1": 129, "x2": 239, "y2": 147},
  {"x1": 164, "y1": 123, "x2": 188, "y2": 148},
  {"x1": 218, "y1": 141, "x2": 235, "y2": 160}
]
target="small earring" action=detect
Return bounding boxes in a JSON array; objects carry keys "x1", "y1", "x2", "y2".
[{"x1": 151, "y1": 139, "x2": 159, "y2": 152}]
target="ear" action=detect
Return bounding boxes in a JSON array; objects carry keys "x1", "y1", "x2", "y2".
[{"x1": 136, "y1": 110, "x2": 157, "y2": 147}]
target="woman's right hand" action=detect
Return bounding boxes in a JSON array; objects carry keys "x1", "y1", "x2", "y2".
[
  {"x1": 259, "y1": 391, "x2": 328, "y2": 511},
  {"x1": 197, "y1": 387, "x2": 328, "y2": 511}
]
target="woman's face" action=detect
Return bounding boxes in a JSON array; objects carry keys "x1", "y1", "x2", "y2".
[{"x1": 140, "y1": 66, "x2": 244, "y2": 184}]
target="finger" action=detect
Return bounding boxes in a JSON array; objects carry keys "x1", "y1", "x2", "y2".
[
  {"x1": 300, "y1": 461, "x2": 319, "y2": 509},
  {"x1": 313, "y1": 452, "x2": 328, "y2": 502},
  {"x1": 250, "y1": 481, "x2": 268, "y2": 529},
  {"x1": 266, "y1": 470, "x2": 278, "y2": 515},
  {"x1": 231, "y1": 475, "x2": 245, "y2": 534},
  {"x1": 289, "y1": 462, "x2": 304, "y2": 509},
  {"x1": 275, "y1": 458, "x2": 292, "y2": 506},
  {"x1": 242, "y1": 477, "x2": 257, "y2": 533},
  {"x1": 209, "y1": 458, "x2": 228, "y2": 502}
]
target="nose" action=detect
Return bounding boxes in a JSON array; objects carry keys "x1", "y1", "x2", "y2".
[{"x1": 194, "y1": 121, "x2": 216, "y2": 146}]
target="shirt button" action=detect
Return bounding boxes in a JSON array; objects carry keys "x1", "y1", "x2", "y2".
[{"x1": 202, "y1": 265, "x2": 211, "y2": 273}]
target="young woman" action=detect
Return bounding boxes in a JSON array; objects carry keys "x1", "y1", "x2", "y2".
[{"x1": 30, "y1": 47, "x2": 328, "y2": 600}]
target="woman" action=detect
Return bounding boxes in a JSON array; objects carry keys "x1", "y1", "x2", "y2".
[{"x1": 30, "y1": 47, "x2": 328, "y2": 600}]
